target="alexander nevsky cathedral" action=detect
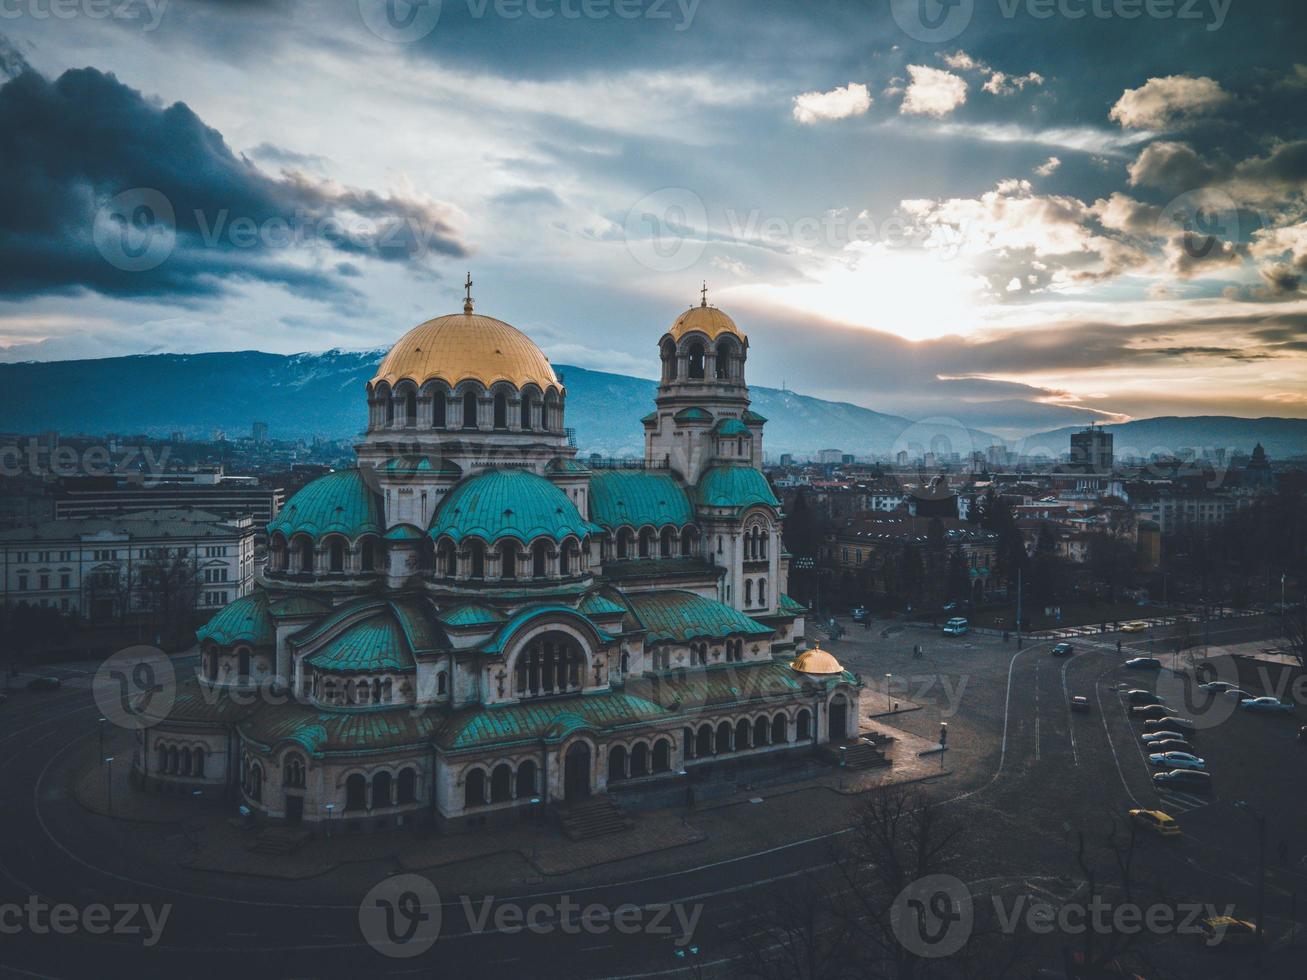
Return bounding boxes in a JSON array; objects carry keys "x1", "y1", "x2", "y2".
[{"x1": 138, "y1": 285, "x2": 863, "y2": 833}]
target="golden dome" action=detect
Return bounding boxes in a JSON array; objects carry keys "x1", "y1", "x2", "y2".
[
  {"x1": 668, "y1": 304, "x2": 744, "y2": 342},
  {"x1": 789, "y1": 645, "x2": 845, "y2": 676},
  {"x1": 371, "y1": 311, "x2": 561, "y2": 391}
]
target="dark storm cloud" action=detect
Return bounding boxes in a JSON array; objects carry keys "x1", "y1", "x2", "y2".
[{"x1": 0, "y1": 61, "x2": 466, "y2": 302}]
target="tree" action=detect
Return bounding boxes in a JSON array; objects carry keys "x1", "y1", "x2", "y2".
[{"x1": 137, "y1": 549, "x2": 200, "y2": 648}]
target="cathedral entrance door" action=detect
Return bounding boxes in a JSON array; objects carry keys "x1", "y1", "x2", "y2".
[
  {"x1": 828, "y1": 696, "x2": 848, "y2": 742},
  {"x1": 564, "y1": 743, "x2": 591, "y2": 801},
  {"x1": 285, "y1": 794, "x2": 303, "y2": 826}
]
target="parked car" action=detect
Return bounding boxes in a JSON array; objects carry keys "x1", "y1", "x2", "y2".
[
  {"x1": 1199, "y1": 680, "x2": 1240, "y2": 693},
  {"x1": 1144, "y1": 717, "x2": 1197, "y2": 734},
  {"x1": 1198, "y1": 916, "x2": 1260, "y2": 946},
  {"x1": 1051, "y1": 642, "x2": 1074, "y2": 657},
  {"x1": 1141, "y1": 730, "x2": 1189, "y2": 743},
  {"x1": 1128, "y1": 808, "x2": 1181, "y2": 837},
  {"x1": 1153, "y1": 769, "x2": 1212, "y2": 793},
  {"x1": 1239, "y1": 697, "x2": 1293, "y2": 713},
  {"x1": 1125, "y1": 689, "x2": 1165, "y2": 705},
  {"x1": 1132, "y1": 704, "x2": 1172, "y2": 720},
  {"x1": 1148, "y1": 751, "x2": 1206, "y2": 771},
  {"x1": 942, "y1": 617, "x2": 970, "y2": 636},
  {"x1": 1221, "y1": 688, "x2": 1255, "y2": 700},
  {"x1": 1148, "y1": 738, "x2": 1196, "y2": 754},
  {"x1": 1121, "y1": 621, "x2": 1149, "y2": 633},
  {"x1": 26, "y1": 676, "x2": 61, "y2": 691},
  {"x1": 1070, "y1": 696, "x2": 1091, "y2": 713},
  {"x1": 1124, "y1": 657, "x2": 1162, "y2": 669}
]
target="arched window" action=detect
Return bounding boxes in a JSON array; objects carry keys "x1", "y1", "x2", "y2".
[
  {"x1": 462, "y1": 390, "x2": 478, "y2": 429},
  {"x1": 168, "y1": 746, "x2": 179, "y2": 773},
  {"x1": 715, "y1": 340, "x2": 732, "y2": 380},
  {"x1": 772, "y1": 713, "x2": 788, "y2": 745},
  {"x1": 631, "y1": 742, "x2": 649, "y2": 777},
  {"x1": 652, "y1": 738, "x2": 671, "y2": 772},
  {"x1": 437, "y1": 670, "x2": 448, "y2": 696},
  {"x1": 754, "y1": 716, "x2": 770, "y2": 746},
  {"x1": 662, "y1": 338, "x2": 678, "y2": 380},
  {"x1": 331, "y1": 769, "x2": 362, "y2": 810},
  {"x1": 516, "y1": 761, "x2": 537, "y2": 799},
  {"x1": 385, "y1": 396, "x2": 395, "y2": 426},
  {"x1": 513, "y1": 631, "x2": 585, "y2": 697},
  {"x1": 371, "y1": 771, "x2": 392, "y2": 809},
  {"x1": 638, "y1": 527, "x2": 654, "y2": 558},
  {"x1": 608, "y1": 745, "x2": 627, "y2": 783},
  {"x1": 329, "y1": 539, "x2": 344, "y2": 573},
  {"x1": 237, "y1": 648, "x2": 251, "y2": 679},
  {"x1": 688, "y1": 341, "x2": 705, "y2": 379},
  {"x1": 249, "y1": 763, "x2": 263, "y2": 802},
  {"x1": 493, "y1": 392, "x2": 508, "y2": 430},
  {"x1": 696, "y1": 724, "x2": 713, "y2": 757},
  {"x1": 397, "y1": 767, "x2": 417, "y2": 805},
  {"x1": 490, "y1": 764, "x2": 512, "y2": 803},
  {"x1": 744, "y1": 579, "x2": 753, "y2": 606},
  {"x1": 403, "y1": 391, "x2": 416, "y2": 426},
  {"x1": 194, "y1": 748, "x2": 205, "y2": 776},
  {"x1": 464, "y1": 769, "x2": 486, "y2": 808},
  {"x1": 298, "y1": 538, "x2": 313, "y2": 573},
  {"x1": 735, "y1": 718, "x2": 751, "y2": 750},
  {"x1": 469, "y1": 541, "x2": 485, "y2": 579},
  {"x1": 500, "y1": 543, "x2": 516, "y2": 579},
  {"x1": 180, "y1": 747, "x2": 192, "y2": 775},
  {"x1": 796, "y1": 709, "x2": 812, "y2": 740},
  {"x1": 533, "y1": 542, "x2": 548, "y2": 579},
  {"x1": 157, "y1": 744, "x2": 168, "y2": 772},
  {"x1": 660, "y1": 527, "x2": 675, "y2": 558},
  {"x1": 520, "y1": 394, "x2": 533, "y2": 430},
  {"x1": 681, "y1": 527, "x2": 694, "y2": 557},
  {"x1": 362, "y1": 540, "x2": 376, "y2": 572},
  {"x1": 432, "y1": 392, "x2": 447, "y2": 428},
  {"x1": 617, "y1": 527, "x2": 633, "y2": 559},
  {"x1": 716, "y1": 721, "x2": 732, "y2": 753},
  {"x1": 758, "y1": 578, "x2": 767, "y2": 606}
]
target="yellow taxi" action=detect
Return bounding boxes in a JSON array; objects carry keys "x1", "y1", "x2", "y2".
[
  {"x1": 1121, "y1": 621, "x2": 1149, "y2": 633},
  {"x1": 1198, "y1": 916, "x2": 1260, "y2": 946},
  {"x1": 1128, "y1": 808, "x2": 1180, "y2": 837}
]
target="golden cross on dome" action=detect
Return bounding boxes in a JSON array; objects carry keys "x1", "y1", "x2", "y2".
[
  {"x1": 463, "y1": 272, "x2": 474, "y2": 313},
  {"x1": 700, "y1": 281, "x2": 708, "y2": 307}
]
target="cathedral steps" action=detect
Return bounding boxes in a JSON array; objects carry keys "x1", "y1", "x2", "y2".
[
  {"x1": 249, "y1": 827, "x2": 313, "y2": 855},
  {"x1": 559, "y1": 796, "x2": 630, "y2": 840},
  {"x1": 819, "y1": 740, "x2": 891, "y2": 771}
]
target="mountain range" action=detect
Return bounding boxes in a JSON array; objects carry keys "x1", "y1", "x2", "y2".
[{"x1": 0, "y1": 349, "x2": 1303, "y2": 460}]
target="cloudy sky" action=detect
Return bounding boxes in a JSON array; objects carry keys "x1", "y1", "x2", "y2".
[{"x1": 1, "y1": 0, "x2": 1305, "y2": 435}]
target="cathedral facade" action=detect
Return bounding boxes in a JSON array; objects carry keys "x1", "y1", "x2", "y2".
[{"x1": 138, "y1": 290, "x2": 862, "y2": 832}]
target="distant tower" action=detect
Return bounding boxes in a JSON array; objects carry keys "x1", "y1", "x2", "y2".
[
  {"x1": 643, "y1": 286, "x2": 761, "y2": 484},
  {"x1": 1070, "y1": 424, "x2": 1113, "y2": 474}
]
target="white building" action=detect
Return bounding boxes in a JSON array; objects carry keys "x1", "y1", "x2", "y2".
[{"x1": 0, "y1": 508, "x2": 255, "y2": 618}]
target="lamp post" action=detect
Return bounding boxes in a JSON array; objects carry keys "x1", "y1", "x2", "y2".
[
  {"x1": 1234, "y1": 800, "x2": 1267, "y2": 970},
  {"x1": 97, "y1": 716, "x2": 106, "y2": 764},
  {"x1": 939, "y1": 722, "x2": 948, "y2": 769},
  {"x1": 103, "y1": 756, "x2": 114, "y2": 816},
  {"x1": 325, "y1": 802, "x2": 335, "y2": 838}
]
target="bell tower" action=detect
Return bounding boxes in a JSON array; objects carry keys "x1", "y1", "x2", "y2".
[{"x1": 643, "y1": 287, "x2": 763, "y2": 485}]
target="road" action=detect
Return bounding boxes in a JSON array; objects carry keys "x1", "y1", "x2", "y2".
[{"x1": 1, "y1": 619, "x2": 1303, "y2": 978}]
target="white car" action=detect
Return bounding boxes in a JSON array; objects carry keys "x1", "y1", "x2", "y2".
[
  {"x1": 1148, "y1": 751, "x2": 1206, "y2": 771},
  {"x1": 1198, "y1": 680, "x2": 1239, "y2": 693},
  {"x1": 942, "y1": 617, "x2": 969, "y2": 636},
  {"x1": 1239, "y1": 697, "x2": 1293, "y2": 713}
]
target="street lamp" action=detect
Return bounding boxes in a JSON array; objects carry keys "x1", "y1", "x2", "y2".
[
  {"x1": 324, "y1": 802, "x2": 335, "y2": 838},
  {"x1": 97, "y1": 716, "x2": 106, "y2": 763},
  {"x1": 1234, "y1": 800, "x2": 1267, "y2": 969}
]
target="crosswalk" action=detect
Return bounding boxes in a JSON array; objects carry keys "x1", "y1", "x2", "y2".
[{"x1": 1156, "y1": 789, "x2": 1213, "y2": 814}]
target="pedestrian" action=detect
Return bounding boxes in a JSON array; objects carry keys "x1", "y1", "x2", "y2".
[
  {"x1": 1116, "y1": 639, "x2": 1122, "y2": 654},
  {"x1": 1279, "y1": 840, "x2": 1289, "y2": 866}
]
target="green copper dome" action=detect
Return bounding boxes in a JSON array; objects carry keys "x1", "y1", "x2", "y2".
[
  {"x1": 694, "y1": 465, "x2": 779, "y2": 511},
  {"x1": 429, "y1": 468, "x2": 599, "y2": 545},
  {"x1": 196, "y1": 590, "x2": 274, "y2": 647},
  {"x1": 589, "y1": 470, "x2": 693, "y2": 530},
  {"x1": 267, "y1": 470, "x2": 384, "y2": 540}
]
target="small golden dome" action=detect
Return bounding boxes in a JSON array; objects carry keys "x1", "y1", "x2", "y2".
[
  {"x1": 790, "y1": 645, "x2": 845, "y2": 676},
  {"x1": 371, "y1": 312, "x2": 561, "y2": 391},
  {"x1": 668, "y1": 304, "x2": 744, "y2": 342}
]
